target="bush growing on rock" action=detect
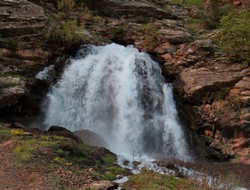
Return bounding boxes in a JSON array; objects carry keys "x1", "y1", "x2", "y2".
[
  {"x1": 45, "y1": 20, "x2": 85, "y2": 48},
  {"x1": 57, "y1": 0, "x2": 92, "y2": 19},
  {"x1": 215, "y1": 10, "x2": 250, "y2": 63},
  {"x1": 140, "y1": 23, "x2": 159, "y2": 43},
  {"x1": 44, "y1": 0, "x2": 91, "y2": 49},
  {"x1": 169, "y1": 0, "x2": 204, "y2": 7},
  {"x1": 57, "y1": 0, "x2": 75, "y2": 12},
  {"x1": 203, "y1": 0, "x2": 233, "y2": 29}
]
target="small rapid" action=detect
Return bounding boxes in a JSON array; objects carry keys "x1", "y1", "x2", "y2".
[{"x1": 44, "y1": 43, "x2": 191, "y2": 162}]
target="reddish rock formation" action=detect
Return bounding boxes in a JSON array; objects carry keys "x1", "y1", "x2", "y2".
[
  {"x1": 158, "y1": 34, "x2": 250, "y2": 163},
  {"x1": 173, "y1": 64, "x2": 249, "y2": 103}
]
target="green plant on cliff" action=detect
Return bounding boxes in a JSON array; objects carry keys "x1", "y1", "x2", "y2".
[
  {"x1": 172, "y1": 0, "x2": 233, "y2": 32},
  {"x1": 203, "y1": 0, "x2": 233, "y2": 29},
  {"x1": 215, "y1": 11, "x2": 250, "y2": 63},
  {"x1": 0, "y1": 124, "x2": 11, "y2": 144},
  {"x1": 44, "y1": 0, "x2": 92, "y2": 49},
  {"x1": 57, "y1": 0, "x2": 75, "y2": 12},
  {"x1": 57, "y1": 0, "x2": 92, "y2": 19},
  {"x1": 45, "y1": 20, "x2": 85, "y2": 48},
  {"x1": 112, "y1": 27, "x2": 125, "y2": 39},
  {"x1": 140, "y1": 23, "x2": 159, "y2": 43},
  {"x1": 13, "y1": 139, "x2": 37, "y2": 162},
  {"x1": 102, "y1": 166, "x2": 130, "y2": 181},
  {"x1": 13, "y1": 136, "x2": 60, "y2": 163},
  {"x1": 169, "y1": 0, "x2": 203, "y2": 7}
]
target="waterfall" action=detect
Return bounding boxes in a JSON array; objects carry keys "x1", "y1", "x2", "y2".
[{"x1": 44, "y1": 43, "x2": 191, "y2": 162}]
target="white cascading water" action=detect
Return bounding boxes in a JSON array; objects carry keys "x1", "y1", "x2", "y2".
[{"x1": 44, "y1": 43, "x2": 191, "y2": 162}]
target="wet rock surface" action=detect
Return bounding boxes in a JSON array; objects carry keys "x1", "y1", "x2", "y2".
[
  {"x1": 74, "y1": 130, "x2": 108, "y2": 147},
  {"x1": 47, "y1": 126, "x2": 83, "y2": 143}
]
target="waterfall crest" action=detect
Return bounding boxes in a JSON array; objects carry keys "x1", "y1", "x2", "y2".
[{"x1": 44, "y1": 43, "x2": 191, "y2": 161}]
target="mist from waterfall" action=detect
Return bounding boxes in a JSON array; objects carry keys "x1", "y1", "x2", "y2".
[{"x1": 44, "y1": 43, "x2": 191, "y2": 162}]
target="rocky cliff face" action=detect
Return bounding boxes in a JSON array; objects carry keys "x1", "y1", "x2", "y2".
[
  {"x1": 0, "y1": 0, "x2": 50, "y2": 118},
  {"x1": 0, "y1": 0, "x2": 249, "y2": 163},
  {"x1": 0, "y1": 0, "x2": 47, "y2": 37},
  {"x1": 170, "y1": 45, "x2": 250, "y2": 163}
]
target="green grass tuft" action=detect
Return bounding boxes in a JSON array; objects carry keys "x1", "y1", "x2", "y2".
[
  {"x1": 169, "y1": 0, "x2": 203, "y2": 7},
  {"x1": 124, "y1": 170, "x2": 209, "y2": 190}
]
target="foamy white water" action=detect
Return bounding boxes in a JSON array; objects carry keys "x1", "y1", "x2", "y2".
[
  {"x1": 44, "y1": 43, "x2": 191, "y2": 162},
  {"x1": 36, "y1": 65, "x2": 54, "y2": 80}
]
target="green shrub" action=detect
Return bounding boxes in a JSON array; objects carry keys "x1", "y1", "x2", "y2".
[
  {"x1": 169, "y1": 0, "x2": 203, "y2": 7},
  {"x1": 45, "y1": 20, "x2": 86, "y2": 48},
  {"x1": 57, "y1": 0, "x2": 75, "y2": 12},
  {"x1": 112, "y1": 27, "x2": 124, "y2": 38},
  {"x1": 57, "y1": 0, "x2": 91, "y2": 13},
  {"x1": 13, "y1": 136, "x2": 59, "y2": 163},
  {"x1": 102, "y1": 173, "x2": 117, "y2": 181},
  {"x1": 106, "y1": 166, "x2": 130, "y2": 176},
  {"x1": 10, "y1": 129, "x2": 24, "y2": 136},
  {"x1": 103, "y1": 154, "x2": 116, "y2": 164},
  {"x1": 124, "y1": 170, "x2": 208, "y2": 190},
  {"x1": 53, "y1": 156, "x2": 73, "y2": 166},
  {"x1": 44, "y1": 0, "x2": 92, "y2": 49},
  {"x1": 13, "y1": 139, "x2": 37, "y2": 162},
  {"x1": 215, "y1": 11, "x2": 250, "y2": 62},
  {"x1": 172, "y1": 0, "x2": 233, "y2": 32},
  {"x1": 140, "y1": 23, "x2": 159, "y2": 43},
  {"x1": 0, "y1": 125, "x2": 12, "y2": 144}
]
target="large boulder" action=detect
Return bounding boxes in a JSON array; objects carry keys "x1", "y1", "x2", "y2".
[
  {"x1": 173, "y1": 63, "x2": 249, "y2": 104},
  {"x1": 74, "y1": 130, "x2": 107, "y2": 147},
  {"x1": 161, "y1": 39, "x2": 216, "y2": 77},
  {"x1": 47, "y1": 126, "x2": 83, "y2": 143},
  {"x1": 87, "y1": 180, "x2": 117, "y2": 190},
  {"x1": 0, "y1": 76, "x2": 25, "y2": 109},
  {"x1": 82, "y1": 0, "x2": 186, "y2": 22},
  {"x1": 0, "y1": 85, "x2": 25, "y2": 109}
]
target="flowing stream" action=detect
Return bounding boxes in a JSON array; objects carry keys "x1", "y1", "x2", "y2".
[{"x1": 44, "y1": 43, "x2": 191, "y2": 162}]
